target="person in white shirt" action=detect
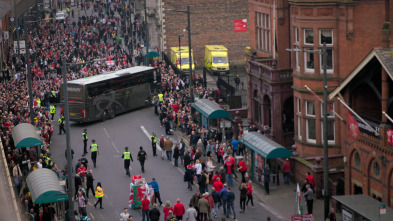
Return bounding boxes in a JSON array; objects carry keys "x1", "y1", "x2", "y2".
[
  {"x1": 37, "y1": 159, "x2": 43, "y2": 169},
  {"x1": 195, "y1": 159, "x2": 202, "y2": 182},
  {"x1": 119, "y1": 208, "x2": 129, "y2": 221}
]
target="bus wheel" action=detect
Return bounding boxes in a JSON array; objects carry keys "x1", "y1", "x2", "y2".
[
  {"x1": 145, "y1": 97, "x2": 151, "y2": 107},
  {"x1": 108, "y1": 108, "x2": 115, "y2": 119},
  {"x1": 101, "y1": 111, "x2": 107, "y2": 122}
]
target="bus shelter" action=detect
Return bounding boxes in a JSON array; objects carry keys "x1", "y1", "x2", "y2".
[
  {"x1": 192, "y1": 99, "x2": 231, "y2": 129},
  {"x1": 240, "y1": 132, "x2": 293, "y2": 185},
  {"x1": 333, "y1": 195, "x2": 393, "y2": 221},
  {"x1": 11, "y1": 123, "x2": 43, "y2": 148},
  {"x1": 26, "y1": 169, "x2": 69, "y2": 220},
  {"x1": 141, "y1": 47, "x2": 160, "y2": 65}
]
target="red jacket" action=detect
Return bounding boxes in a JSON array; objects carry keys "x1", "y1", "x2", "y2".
[
  {"x1": 213, "y1": 180, "x2": 223, "y2": 193},
  {"x1": 306, "y1": 175, "x2": 315, "y2": 187},
  {"x1": 173, "y1": 202, "x2": 185, "y2": 216},
  {"x1": 238, "y1": 161, "x2": 247, "y2": 172},
  {"x1": 282, "y1": 161, "x2": 290, "y2": 173},
  {"x1": 141, "y1": 198, "x2": 150, "y2": 210}
]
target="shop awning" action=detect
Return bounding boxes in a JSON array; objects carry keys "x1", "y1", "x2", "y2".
[
  {"x1": 40, "y1": 8, "x2": 52, "y2": 15},
  {"x1": 240, "y1": 132, "x2": 293, "y2": 159},
  {"x1": 26, "y1": 169, "x2": 68, "y2": 204},
  {"x1": 333, "y1": 195, "x2": 393, "y2": 221},
  {"x1": 11, "y1": 123, "x2": 43, "y2": 148},
  {"x1": 141, "y1": 47, "x2": 160, "y2": 58},
  {"x1": 192, "y1": 99, "x2": 231, "y2": 119}
]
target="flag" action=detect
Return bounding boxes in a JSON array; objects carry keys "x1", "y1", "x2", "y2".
[
  {"x1": 347, "y1": 111, "x2": 360, "y2": 140},
  {"x1": 296, "y1": 183, "x2": 303, "y2": 215},
  {"x1": 387, "y1": 129, "x2": 393, "y2": 145},
  {"x1": 305, "y1": 86, "x2": 333, "y2": 111}
]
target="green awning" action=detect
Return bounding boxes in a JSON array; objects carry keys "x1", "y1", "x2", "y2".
[
  {"x1": 192, "y1": 99, "x2": 231, "y2": 119},
  {"x1": 26, "y1": 169, "x2": 69, "y2": 204},
  {"x1": 333, "y1": 195, "x2": 393, "y2": 221},
  {"x1": 141, "y1": 47, "x2": 160, "y2": 58},
  {"x1": 11, "y1": 123, "x2": 43, "y2": 148},
  {"x1": 40, "y1": 8, "x2": 52, "y2": 14},
  {"x1": 240, "y1": 132, "x2": 293, "y2": 159}
]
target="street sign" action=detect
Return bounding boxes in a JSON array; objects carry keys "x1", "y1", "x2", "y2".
[
  {"x1": 234, "y1": 19, "x2": 247, "y2": 33},
  {"x1": 14, "y1": 41, "x2": 26, "y2": 54},
  {"x1": 3, "y1": 31, "x2": 9, "y2": 40},
  {"x1": 380, "y1": 203, "x2": 386, "y2": 215}
]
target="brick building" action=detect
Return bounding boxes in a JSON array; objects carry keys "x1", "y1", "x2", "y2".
[
  {"x1": 162, "y1": 0, "x2": 250, "y2": 67},
  {"x1": 247, "y1": 0, "x2": 393, "y2": 206}
]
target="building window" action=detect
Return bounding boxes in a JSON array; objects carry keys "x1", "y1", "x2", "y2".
[
  {"x1": 372, "y1": 160, "x2": 381, "y2": 178},
  {"x1": 353, "y1": 151, "x2": 361, "y2": 168},
  {"x1": 304, "y1": 29, "x2": 313, "y2": 45},
  {"x1": 306, "y1": 101, "x2": 316, "y2": 143},
  {"x1": 320, "y1": 29, "x2": 333, "y2": 45},
  {"x1": 295, "y1": 27, "x2": 299, "y2": 43},
  {"x1": 320, "y1": 49, "x2": 333, "y2": 73},
  {"x1": 256, "y1": 12, "x2": 271, "y2": 52},
  {"x1": 304, "y1": 52, "x2": 314, "y2": 72},
  {"x1": 297, "y1": 98, "x2": 301, "y2": 113},
  {"x1": 295, "y1": 46, "x2": 300, "y2": 70},
  {"x1": 297, "y1": 98, "x2": 302, "y2": 139}
]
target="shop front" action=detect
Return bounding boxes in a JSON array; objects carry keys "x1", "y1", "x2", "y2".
[{"x1": 240, "y1": 132, "x2": 293, "y2": 185}]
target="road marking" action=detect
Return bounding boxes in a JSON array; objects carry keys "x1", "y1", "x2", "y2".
[
  {"x1": 259, "y1": 202, "x2": 285, "y2": 220},
  {"x1": 103, "y1": 127, "x2": 110, "y2": 138},
  {"x1": 112, "y1": 141, "x2": 120, "y2": 154},
  {"x1": 90, "y1": 213, "x2": 95, "y2": 220},
  {"x1": 140, "y1": 126, "x2": 162, "y2": 151}
]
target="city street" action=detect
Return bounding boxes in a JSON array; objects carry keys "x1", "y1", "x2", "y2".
[{"x1": 50, "y1": 106, "x2": 279, "y2": 220}]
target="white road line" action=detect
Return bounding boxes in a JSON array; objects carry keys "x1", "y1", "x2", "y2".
[
  {"x1": 259, "y1": 202, "x2": 285, "y2": 220},
  {"x1": 140, "y1": 126, "x2": 162, "y2": 151},
  {"x1": 111, "y1": 141, "x2": 120, "y2": 154},
  {"x1": 103, "y1": 127, "x2": 110, "y2": 138}
]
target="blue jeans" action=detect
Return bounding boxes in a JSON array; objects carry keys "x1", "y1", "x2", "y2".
[
  {"x1": 142, "y1": 209, "x2": 149, "y2": 221},
  {"x1": 222, "y1": 200, "x2": 228, "y2": 215},
  {"x1": 174, "y1": 157, "x2": 179, "y2": 166},
  {"x1": 227, "y1": 174, "x2": 233, "y2": 186},
  {"x1": 166, "y1": 151, "x2": 172, "y2": 161},
  {"x1": 227, "y1": 203, "x2": 236, "y2": 218},
  {"x1": 283, "y1": 172, "x2": 290, "y2": 184},
  {"x1": 212, "y1": 202, "x2": 220, "y2": 215}
]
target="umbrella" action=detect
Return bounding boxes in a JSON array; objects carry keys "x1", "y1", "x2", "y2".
[{"x1": 40, "y1": 8, "x2": 52, "y2": 15}]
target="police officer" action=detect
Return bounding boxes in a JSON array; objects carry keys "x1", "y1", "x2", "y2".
[
  {"x1": 151, "y1": 132, "x2": 158, "y2": 156},
  {"x1": 58, "y1": 114, "x2": 66, "y2": 135},
  {"x1": 122, "y1": 147, "x2": 133, "y2": 176},
  {"x1": 89, "y1": 140, "x2": 99, "y2": 168},
  {"x1": 50, "y1": 104, "x2": 56, "y2": 121},
  {"x1": 82, "y1": 129, "x2": 88, "y2": 155},
  {"x1": 137, "y1": 146, "x2": 147, "y2": 173},
  {"x1": 158, "y1": 92, "x2": 164, "y2": 110}
]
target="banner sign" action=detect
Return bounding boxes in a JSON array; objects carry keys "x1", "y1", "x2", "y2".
[
  {"x1": 353, "y1": 115, "x2": 380, "y2": 137},
  {"x1": 234, "y1": 19, "x2": 247, "y2": 32}
]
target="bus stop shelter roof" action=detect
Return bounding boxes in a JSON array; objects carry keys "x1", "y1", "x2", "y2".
[
  {"x1": 333, "y1": 195, "x2": 393, "y2": 221},
  {"x1": 141, "y1": 47, "x2": 160, "y2": 58},
  {"x1": 240, "y1": 132, "x2": 293, "y2": 159},
  {"x1": 192, "y1": 99, "x2": 231, "y2": 119},
  {"x1": 11, "y1": 123, "x2": 43, "y2": 148},
  {"x1": 26, "y1": 169, "x2": 68, "y2": 204}
]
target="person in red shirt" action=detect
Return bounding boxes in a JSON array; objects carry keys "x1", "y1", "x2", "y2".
[
  {"x1": 282, "y1": 158, "x2": 291, "y2": 185},
  {"x1": 306, "y1": 172, "x2": 315, "y2": 187},
  {"x1": 173, "y1": 198, "x2": 185, "y2": 220},
  {"x1": 246, "y1": 181, "x2": 256, "y2": 208},
  {"x1": 141, "y1": 195, "x2": 150, "y2": 221},
  {"x1": 237, "y1": 159, "x2": 247, "y2": 183},
  {"x1": 224, "y1": 160, "x2": 234, "y2": 187},
  {"x1": 163, "y1": 201, "x2": 173, "y2": 221},
  {"x1": 77, "y1": 164, "x2": 87, "y2": 187},
  {"x1": 212, "y1": 178, "x2": 224, "y2": 193},
  {"x1": 212, "y1": 172, "x2": 222, "y2": 185}
]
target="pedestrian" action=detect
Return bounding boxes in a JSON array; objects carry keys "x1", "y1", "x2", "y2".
[
  {"x1": 224, "y1": 159, "x2": 234, "y2": 187},
  {"x1": 94, "y1": 182, "x2": 104, "y2": 209},
  {"x1": 89, "y1": 140, "x2": 99, "y2": 168},
  {"x1": 184, "y1": 163, "x2": 194, "y2": 191},
  {"x1": 219, "y1": 184, "x2": 228, "y2": 216},
  {"x1": 302, "y1": 178, "x2": 313, "y2": 193},
  {"x1": 198, "y1": 170, "x2": 207, "y2": 194},
  {"x1": 304, "y1": 184, "x2": 314, "y2": 214},
  {"x1": 190, "y1": 190, "x2": 201, "y2": 217},
  {"x1": 149, "y1": 203, "x2": 161, "y2": 221},
  {"x1": 239, "y1": 183, "x2": 247, "y2": 213},
  {"x1": 86, "y1": 170, "x2": 95, "y2": 198},
  {"x1": 141, "y1": 195, "x2": 150, "y2": 221},
  {"x1": 77, "y1": 164, "x2": 87, "y2": 188},
  {"x1": 164, "y1": 137, "x2": 173, "y2": 161},
  {"x1": 58, "y1": 114, "x2": 66, "y2": 135},
  {"x1": 211, "y1": 187, "x2": 220, "y2": 218},
  {"x1": 183, "y1": 150, "x2": 192, "y2": 170},
  {"x1": 198, "y1": 193, "x2": 209, "y2": 221},
  {"x1": 179, "y1": 138, "x2": 186, "y2": 164},
  {"x1": 184, "y1": 203, "x2": 197, "y2": 221},
  {"x1": 76, "y1": 191, "x2": 87, "y2": 217},
  {"x1": 163, "y1": 201, "x2": 173, "y2": 221},
  {"x1": 151, "y1": 132, "x2": 158, "y2": 156},
  {"x1": 264, "y1": 164, "x2": 271, "y2": 195},
  {"x1": 50, "y1": 104, "x2": 56, "y2": 121},
  {"x1": 328, "y1": 207, "x2": 337, "y2": 221},
  {"x1": 306, "y1": 172, "x2": 315, "y2": 188},
  {"x1": 82, "y1": 129, "x2": 88, "y2": 155},
  {"x1": 160, "y1": 134, "x2": 166, "y2": 160},
  {"x1": 122, "y1": 147, "x2": 133, "y2": 176},
  {"x1": 237, "y1": 158, "x2": 247, "y2": 183},
  {"x1": 173, "y1": 199, "x2": 185, "y2": 220},
  {"x1": 166, "y1": 210, "x2": 176, "y2": 221},
  {"x1": 137, "y1": 146, "x2": 148, "y2": 172},
  {"x1": 246, "y1": 181, "x2": 255, "y2": 208},
  {"x1": 147, "y1": 178, "x2": 163, "y2": 206},
  {"x1": 120, "y1": 208, "x2": 130, "y2": 221},
  {"x1": 226, "y1": 187, "x2": 236, "y2": 219},
  {"x1": 173, "y1": 143, "x2": 180, "y2": 167},
  {"x1": 195, "y1": 159, "x2": 202, "y2": 183},
  {"x1": 282, "y1": 158, "x2": 291, "y2": 185},
  {"x1": 128, "y1": 215, "x2": 133, "y2": 221}
]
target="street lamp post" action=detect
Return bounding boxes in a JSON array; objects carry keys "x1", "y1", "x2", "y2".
[
  {"x1": 144, "y1": 0, "x2": 149, "y2": 66},
  {"x1": 287, "y1": 42, "x2": 329, "y2": 218},
  {"x1": 178, "y1": 34, "x2": 182, "y2": 73},
  {"x1": 163, "y1": 6, "x2": 193, "y2": 102}
]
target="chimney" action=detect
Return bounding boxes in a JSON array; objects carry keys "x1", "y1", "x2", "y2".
[{"x1": 382, "y1": 22, "x2": 391, "y2": 49}]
